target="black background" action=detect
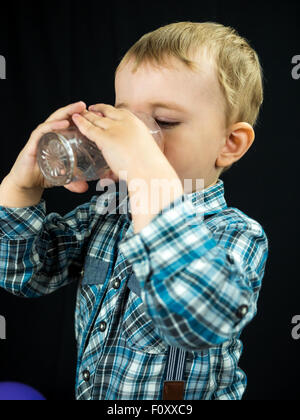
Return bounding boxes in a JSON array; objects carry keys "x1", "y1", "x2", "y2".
[{"x1": 0, "y1": 0, "x2": 299, "y2": 400}]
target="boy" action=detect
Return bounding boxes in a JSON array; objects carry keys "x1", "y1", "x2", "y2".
[{"x1": 0, "y1": 21, "x2": 268, "y2": 400}]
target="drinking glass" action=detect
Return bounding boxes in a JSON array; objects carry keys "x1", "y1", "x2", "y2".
[{"x1": 37, "y1": 111, "x2": 164, "y2": 186}]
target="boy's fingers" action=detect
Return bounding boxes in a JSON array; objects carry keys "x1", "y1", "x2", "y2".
[
  {"x1": 81, "y1": 110, "x2": 110, "y2": 129},
  {"x1": 45, "y1": 101, "x2": 86, "y2": 123},
  {"x1": 25, "y1": 119, "x2": 70, "y2": 152},
  {"x1": 72, "y1": 114, "x2": 103, "y2": 147},
  {"x1": 88, "y1": 103, "x2": 123, "y2": 120},
  {"x1": 35, "y1": 119, "x2": 70, "y2": 136},
  {"x1": 90, "y1": 111, "x2": 104, "y2": 117},
  {"x1": 64, "y1": 180, "x2": 89, "y2": 193}
]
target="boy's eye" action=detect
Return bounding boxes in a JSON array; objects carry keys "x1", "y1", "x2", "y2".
[{"x1": 155, "y1": 120, "x2": 180, "y2": 129}]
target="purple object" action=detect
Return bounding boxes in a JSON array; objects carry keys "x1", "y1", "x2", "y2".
[{"x1": 0, "y1": 382, "x2": 46, "y2": 400}]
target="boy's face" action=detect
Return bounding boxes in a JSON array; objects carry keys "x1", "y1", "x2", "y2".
[{"x1": 114, "y1": 52, "x2": 228, "y2": 191}]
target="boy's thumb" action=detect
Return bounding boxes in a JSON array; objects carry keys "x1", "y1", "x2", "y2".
[{"x1": 63, "y1": 180, "x2": 89, "y2": 193}]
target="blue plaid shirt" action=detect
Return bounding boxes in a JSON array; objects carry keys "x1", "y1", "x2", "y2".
[{"x1": 0, "y1": 179, "x2": 268, "y2": 400}]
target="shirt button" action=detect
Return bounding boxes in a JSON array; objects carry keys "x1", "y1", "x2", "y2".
[
  {"x1": 99, "y1": 321, "x2": 107, "y2": 332},
  {"x1": 82, "y1": 370, "x2": 90, "y2": 382},
  {"x1": 237, "y1": 305, "x2": 248, "y2": 319},
  {"x1": 113, "y1": 278, "x2": 121, "y2": 289},
  {"x1": 226, "y1": 254, "x2": 234, "y2": 264}
]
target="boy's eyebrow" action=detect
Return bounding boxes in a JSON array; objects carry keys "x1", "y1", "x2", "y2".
[{"x1": 115, "y1": 101, "x2": 187, "y2": 112}]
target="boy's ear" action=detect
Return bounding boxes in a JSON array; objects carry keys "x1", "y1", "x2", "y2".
[{"x1": 216, "y1": 122, "x2": 255, "y2": 169}]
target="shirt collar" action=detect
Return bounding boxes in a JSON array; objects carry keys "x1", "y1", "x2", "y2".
[
  {"x1": 188, "y1": 179, "x2": 227, "y2": 216},
  {"x1": 111, "y1": 178, "x2": 227, "y2": 221}
]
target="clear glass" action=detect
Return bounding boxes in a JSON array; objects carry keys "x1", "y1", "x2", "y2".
[{"x1": 37, "y1": 112, "x2": 164, "y2": 186}]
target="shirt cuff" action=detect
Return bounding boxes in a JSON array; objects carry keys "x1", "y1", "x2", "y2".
[
  {"x1": 118, "y1": 194, "x2": 217, "y2": 289},
  {"x1": 0, "y1": 198, "x2": 46, "y2": 239}
]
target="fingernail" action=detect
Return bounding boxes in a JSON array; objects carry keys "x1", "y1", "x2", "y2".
[{"x1": 89, "y1": 105, "x2": 96, "y2": 110}]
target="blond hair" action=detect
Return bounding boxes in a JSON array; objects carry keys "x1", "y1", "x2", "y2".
[{"x1": 115, "y1": 21, "x2": 264, "y2": 173}]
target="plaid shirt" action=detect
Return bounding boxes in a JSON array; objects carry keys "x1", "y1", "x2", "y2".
[{"x1": 0, "y1": 179, "x2": 268, "y2": 400}]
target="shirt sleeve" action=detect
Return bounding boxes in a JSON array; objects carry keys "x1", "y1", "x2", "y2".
[
  {"x1": 118, "y1": 194, "x2": 269, "y2": 351},
  {"x1": 0, "y1": 193, "x2": 108, "y2": 297}
]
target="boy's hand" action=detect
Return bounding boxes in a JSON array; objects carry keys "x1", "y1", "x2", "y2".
[
  {"x1": 72, "y1": 104, "x2": 184, "y2": 233},
  {"x1": 6, "y1": 101, "x2": 90, "y2": 194},
  {"x1": 72, "y1": 104, "x2": 167, "y2": 182}
]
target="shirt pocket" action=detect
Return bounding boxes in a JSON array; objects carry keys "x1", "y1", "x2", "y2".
[
  {"x1": 78, "y1": 256, "x2": 110, "y2": 332},
  {"x1": 81, "y1": 255, "x2": 110, "y2": 286},
  {"x1": 121, "y1": 273, "x2": 168, "y2": 355}
]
